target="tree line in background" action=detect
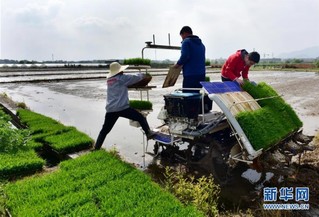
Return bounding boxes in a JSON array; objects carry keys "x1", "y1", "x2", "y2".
[{"x1": 1, "y1": 57, "x2": 319, "y2": 69}]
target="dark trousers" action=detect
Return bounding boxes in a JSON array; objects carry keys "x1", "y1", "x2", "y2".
[
  {"x1": 183, "y1": 74, "x2": 212, "y2": 112},
  {"x1": 183, "y1": 74, "x2": 205, "y2": 93},
  {"x1": 221, "y1": 76, "x2": 232, "y2": 82},
  {"x1": 94, "y1": 107, "x2": 150, "y2": 150}
]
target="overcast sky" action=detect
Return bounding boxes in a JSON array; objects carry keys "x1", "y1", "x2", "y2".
[{"x1": 1, "y1": 0, "x2": 318, "y2": 61}]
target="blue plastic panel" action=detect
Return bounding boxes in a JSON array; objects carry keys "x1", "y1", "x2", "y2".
[
  {"x1": 200, "y1": 81, "x2": 241, "y2": 94},
  {"x1": 153, "y1": 132, "x2": 179, "y2": 144},
  {"x1": 170, "y1": 92, "x2": 201, "y2": 98}
]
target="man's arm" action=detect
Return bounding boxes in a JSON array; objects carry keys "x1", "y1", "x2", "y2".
[
  {"x1": 241, "y1": 66, "x2": 250, "y2": 80},
  {"x1": 222, "y1": 54, "x2": 238, "y2": 81},
  {"x1": 121, "y1": 73, "x2": 145, "y2": 86},
  {"x1": 176, "y1": 40, "x2": 190, "y2": 67}
]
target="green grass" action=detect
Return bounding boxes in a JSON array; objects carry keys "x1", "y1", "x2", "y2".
[
  {"x1": 4, "y1": 151, "x2": 203, "y2": 217},
  {"x1": 236, "y1": 82, "x2": 302, "y2": 150}
]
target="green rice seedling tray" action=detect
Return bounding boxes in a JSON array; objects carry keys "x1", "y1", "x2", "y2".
[{"x1": 236, "y1": 82, "x2": 302, "y2": 150}]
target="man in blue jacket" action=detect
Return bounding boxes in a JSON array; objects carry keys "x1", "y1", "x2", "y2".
[{"x1": 174, "y1": 26, "x2": 206, "y2": 91}]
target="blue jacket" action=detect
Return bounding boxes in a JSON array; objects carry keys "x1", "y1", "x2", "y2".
[{"x1": 177, "y1": 35, "x2": 206, "y2": 77}]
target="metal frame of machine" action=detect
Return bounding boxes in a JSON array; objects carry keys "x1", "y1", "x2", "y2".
[{"x1": 143, "y1": 81, "x2": 313, "y2": 183}]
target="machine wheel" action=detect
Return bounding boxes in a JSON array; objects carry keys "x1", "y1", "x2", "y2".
[
  {"x1": 153, "y1": 142, "x2": 160, "y2": 155},
  {"x1": 210, "y1": 144, "x2": 232, "y2": 185},
  {"x1": 189, "y1": 138, "x2": 233, "y2": 185}
]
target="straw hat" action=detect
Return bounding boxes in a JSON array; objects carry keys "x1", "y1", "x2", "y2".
[{"x1": 107, "y1": 62, "x2": 129, "y2": 78}]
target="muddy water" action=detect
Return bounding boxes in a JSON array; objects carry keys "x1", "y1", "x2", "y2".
[
  {"x1": 1, "y1": 70, "x2": 319, "y2": 212},
  {"x1": 0, "y1": 74, "x2": 182, "y2": 167}
]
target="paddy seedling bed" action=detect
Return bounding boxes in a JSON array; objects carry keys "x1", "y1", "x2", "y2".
[
  {"x1": 17, "y1": 109, "x2": 93, "y2": 155},
  {"x1": 0, "y1": 109, "x2": 45, "y2": 179},
  {"x1": 2, "y1": 108, "x2": 202, "y2": 216},
  {"x1": 4, "y1": 151, "x2": 203, "y2": 216},
  {"x1": 1, "y1": 108, "x2": 94, "y2": 179}
]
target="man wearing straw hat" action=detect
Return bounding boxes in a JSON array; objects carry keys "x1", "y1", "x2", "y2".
[{"x1": 94, "y1": 62, "x2": 155, "y2": 150}]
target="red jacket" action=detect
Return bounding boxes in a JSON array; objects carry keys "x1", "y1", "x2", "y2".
[{"x1": 221, "y1": 50, "x2": 250, "y2": 81}]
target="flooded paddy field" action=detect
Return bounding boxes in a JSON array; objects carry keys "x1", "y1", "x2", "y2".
[
  {"x1": 1, "y1": 69, "x2": 319, "y2": 165},
  {"x1": 1, "y1": 69, "x2": 319, "y2": 215}
]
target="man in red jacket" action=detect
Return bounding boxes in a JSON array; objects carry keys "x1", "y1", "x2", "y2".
[{"x1": 221, "y1": 49, "x2": 260, "y2": 85}]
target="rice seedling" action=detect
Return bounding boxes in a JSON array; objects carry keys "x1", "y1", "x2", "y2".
[
  {"x1": 123, "y1": 58, "x2": 151, "y2": 66},
  {"x1": 0, "y1": 150, "x2": 44, "y2": 177},
  {"x1": 17, "y1": 109, "x2": 67, "y2": 134},
  {"x1": 0, "y1": 109, "x2": 44, "y2": 178},
  {"x1": 17, "y1": 109, "x2": 93, "y2": 154},
  {"x1": 4, "y1": 151, "x2": 203, "y2": 216},
  {"x1": 164, "y1": 167, "x2": 220, "y2": 217},
  {"x1": 43, "y1": 128, "x2": 93, "y2": 154},
  {"x1": 237, "y1": 82, "x2": 303, "y2": 150},
  {"x1": 129, "y1": 100, "x2": 153, "y2": 110}
]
